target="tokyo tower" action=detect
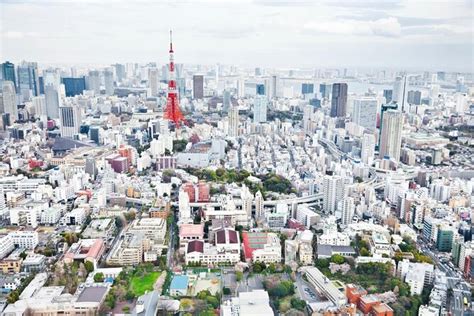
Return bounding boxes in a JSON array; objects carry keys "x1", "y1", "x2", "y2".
[{"x1": 163, "y1": 30, "x2": 185, "y2": 127}]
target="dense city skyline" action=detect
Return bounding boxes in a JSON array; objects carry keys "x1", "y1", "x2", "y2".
[{"x1": 1, "y1": 0, "x2": 473, "y2": 71}]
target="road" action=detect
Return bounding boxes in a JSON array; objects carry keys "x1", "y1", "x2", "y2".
[
  {"x1": 166, "y1": 212, "x2": 176, "y2": 268},
  {"x1": 295, "y1": 272, "x2": 321, "y2": 303},
  {"x1": 417, "y1": 238, "x2": 472, "y2": 316}
]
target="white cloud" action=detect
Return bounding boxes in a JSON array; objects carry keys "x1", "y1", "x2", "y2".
[{"x1": 304, "y1": 17, "x2": 401, "y2": 38}]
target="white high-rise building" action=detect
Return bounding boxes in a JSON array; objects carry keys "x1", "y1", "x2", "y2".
[
  {"x1": 352, "y1": 97, "x2": 378, "y2": 129},
  {"x1": 361, "y1": 133, "x2": 376, "y2": 165},
  {"x1": 87, "y1": 70, "x2": 101, "y2": 94},
  {"x1": 393, "y1": 76, "x2": 408, "y2": 112},
  {"x1": 253, "y1": 95, "x2": 268, "y2": 123},
  {"x1": 341, "y1": 197, "x2": 355, "y2": 225},
  {"x1": 255, "y1": 191, "x2": 264, "y2": 219},
  {"x1": 379, "y1": 110, "x2": 403, "y2": 162},
  {"x1": 32, "y1": 95, "x2": 46, "y2": 117},
  {"x1": 322, "y1": 175, "x2": 344, "y2": 214},
  {"x1": 44, "y1": 83, "x2": 61, "y2": 119},
  {"x1": 59, "y1": 105, "x2": 82, "y2": 138},
  {"x1": 1, "y1": 81, "x2": 17, "y2": 123},
  {"x1": 178, "y1": 190, "x2": 191, "y2": 223},
  {"x1": 228, "y1": 105, "x2": 239, "y2": 137},
  {"x1": 103, "y1": 69, "x2": 114, "y2": 95},
  {"x1": 148, "y1": 68, "x2": 158, "y2": 97},
  {"x1": 455, "y1": 93, "x2": 468, "y2": 113},
  {"x1": 237, "y1": 78, "x2": 245, "y2": 98}
]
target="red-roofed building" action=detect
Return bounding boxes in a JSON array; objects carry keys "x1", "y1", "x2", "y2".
[
  {"x1": 185, "y1": 228, "x2": 241, "y2": 266},
  {"x1": 64, "y1": 239, "x2": 105, "y2": 268},
  {"x1": 371, "y1": 303, "x2": 394, "y2": 316}
]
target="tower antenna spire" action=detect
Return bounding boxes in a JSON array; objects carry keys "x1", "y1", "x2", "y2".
[
  {"x1": 169, "y1": 29, "x2": 173, "y2": 52},
  {"x1": 163, "y1": 30, "x2": 185, "y2": 127}
]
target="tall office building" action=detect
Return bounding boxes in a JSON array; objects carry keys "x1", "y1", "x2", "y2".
[
  {"x1": 393, "y1": 76, "x2": 408, "y2": 112},
  {"x1": 222, "y1": 90, "x2": 231, "y2": 113},
  {"x1": 383, "y1": 89, "x2": 393, "y2": 103},
  {"x1": 407, "y1": 90, "x2": 422, "y2": 105},
  {"x1": 2, "y1": 81, "x2": 18, "y2": 123},
  {"x1": 270, "y1": 75, "x2": 279, "y2": 98},
  {"x1": 193, "y1": 75, "x2": 204, "y2": 99},
  {"x1": 228, "y1": 105, "x2": 239, "y2": 137},
  {"x1": 44, "y1": 84, "x2": 61, "y2": 119},
  {"x1": 253, "y1": 95, "x2": 268, "y2": 123},
  {"x1": 361, "y1": 133, "x2": 376, "y2": 166},
  {"x1": 1, "y1": 62, "x2": 16, "y2": 90},
  {"x1": 302, "y1": 83, "x2": 314, "y2": 95},
  {"x1": 322, "y1": 174, "x2": 344, "y2": 214},
  {"x1": 319, "y1": 83, "x2": 331, "y2": 99},
  {"x1": 17, "y1": 61, "x2": 39, "y2": 99},
  {"x1": 86, "y1": 70, "x2": 101, "y2": 94},
  {"x1": 32, "y1": 95, "x2": 46, "y2": 117},
  {"x1": 352, "y1": 97, "x2": 378, "y2": 129},
  {"x1": 62, "y1": 77, "x2": 86, "y2": 97},
  {"x1": 256, "y1": 84, "x2": 265, "y2": 96},
  {"x1": 59, "y1": 105, "x2": 82, "y2": 138},
  {"x1": 103, "y1": 69, "x2": 114, "y2": 96},
  {"x1": 330, "y1": 83, "x2": 348, "y2": 118},
  {"x1": 341, "y1": 197, "x2": 355, "y2": 225},
  {"x1": 113, "y1": 63, "x2": 126, "y2": 82},
  {"x1": 237, "y1": 78, "x2": 245, "y2": 98},
  {"x1": 379, "y1": 110, "x2": 403, "y2": 162},
  {"x1": 148, "y1": 68, "x2": 158, "y2": 97}
]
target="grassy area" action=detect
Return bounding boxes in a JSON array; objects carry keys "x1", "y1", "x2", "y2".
[{"x1": 130, "y1": 271, "x2": 161, "y2": 296}]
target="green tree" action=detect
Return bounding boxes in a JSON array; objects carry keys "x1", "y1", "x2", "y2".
[
  {"x1": 290, "y1": 297, "x2": 307, "y2": 311},
  {"x1": 330, "y1": 254, "x2": 345, "y2": 264},
  {"x1": 206, "y1": 296, "x2": 220, "y2": 308},
  {"x1": 359, "y1": 247, "x2": 370, "y2": 256},
  {"x1": 94, "y1": 272, "x2": 104, "y2": 282},
  {"x1": 223, "y1": 287, "x2": 231, "y2": 295},
  {"x1": 236, "y1": 271, "x2": 243, "y2": 282},
  {"x1": 84, "y1": 261, "x2": 94, "y2": 273}
]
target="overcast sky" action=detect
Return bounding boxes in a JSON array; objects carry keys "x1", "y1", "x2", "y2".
[{"x1": 1, "y1": 0, "x2": 473, "y2": 71}]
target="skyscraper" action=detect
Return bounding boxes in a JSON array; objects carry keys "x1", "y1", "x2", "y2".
[
  {"x1": 322, "y1": 174, "x2": 344, "y2": 214},
  {"x1": 148, "y1": 68, "x2": 158, "y2": 97},
  {"x1": 361, "y1": 133, "x2": 376, "y2": 166},
  {"x1": 302, "y1": 83, "x2": 314, "y2": 95},
  {"x1": 103, "y1": 69, "x2": 114, "y2": 96},
  {"x1": 393, "y1": 76, "x2": 408, "y2": 112},
  {"x1": 32, "y1": 95, "x2": 46, "y2": 117},
  {"x1": 62, "y1": 77, "x2": 86, "y2": 97},
  {"x1": 193, "y1": 75, "x2": 204, "y2": 99},
  {"x1": 270, "y1": 75, "x2": 279, "y2": 98},
  {"x1": 352, "y1": 97, "x2": 378, "y2": 129},
  {"x1": 407, "y1": 90, "x2": 422, "y2": 105},
  {"x1": 228, "y1": 105, "x2": 239, "y2": 137},
  {"x1": 17, "y1": 61, "x2": 39, "y2": 99},
  {"x1": 383, "y1": 89, "x2": 393, "y2": 103},
  {"x1": 319, "y1": 83, "x2": 331, "y2": 99},
  {"x1": 44, "y1": 84, "x2": 61, "y2": 119},
  {"x1": 1, "y1": 62, "x2": 16, "y2": 91},
  {"x1": 256, "y1": 84, "x2": 265, "y2": 96},
  {"x1": 113, "y1": 63, "x2": 126, "y2": 82},
  {"x1": 341, "y1": 197, "x2": 354, "y2": 225},
  {"x1": 86, "y1": 70, "x2": 101, "y2": 94},
  {"x1": 330, "y1": 83, "x2": 348, "y2": 118},
  {"x1": 2, "y1": 81, "x2": 18, "y2": 123},
  {"x1": 379, "y1": 110, "x2": 403, "y2": 162},
  {"x1": 253, "y1": 95, "x2": 267, "y2": 123},
  {"x1": 222, "y1": 90, "x2": 231, "y2": 113},
  {"x1": 59, "y1": 105, "x2": 82, "y2": 138}
]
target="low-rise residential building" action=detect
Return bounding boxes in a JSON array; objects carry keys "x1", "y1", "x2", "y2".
[
  {"x1": 397, "y1": 259, "x2": 434, "y2": 295},
  {"x1": 242, "y1": 232, "x2": 281, "y2": 264},
  {"x1": 185, "y1": 228, "x2": 240, "y2": 265},
  {"x1": 64, "y1": 239, "x2": 105, "y2": 268},
  {"x1": 369, "y1": 232, "x2": 392, "y2": 256},
  {"x1": 179, "y1": 223, "x2": 204, "y2": 248},
  {"x1": 82, "y1": 218, "x2": 116, "y2": 242},
  {"x1": 304, "y1": 267, "x2": 347, "y2": 307},
  {"x1": 221, "y1": 289, "x2": 273, "y2": 316}
]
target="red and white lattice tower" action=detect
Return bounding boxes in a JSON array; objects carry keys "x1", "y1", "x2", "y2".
[{"x1": 163, "y1": 30, "x2": 185, "y2": 126}]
